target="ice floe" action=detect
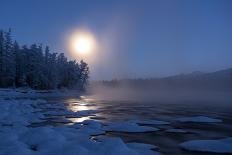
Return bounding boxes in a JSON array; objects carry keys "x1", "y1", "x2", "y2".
[
  {"x1": 0, "y1": 98, "x2": 162, "y2": 155},
  {"x1": 71, "y1": 120, "x2": 105, "y2": 136},
  {"x1": 177, "y1": 116, "x2": 222, "y2": 123},
  {"x1": 0, "y1": 88, "x2": 82, "y2": 99},
  {"x1": 180, "y1": 137, "x2": 232, "y2": 153},
  {"x1": 127, "y1": 143, "x2": 161, "y2": 155},
  {"x1": 0, "y1": 125, "x2": 161, "y2": 155},
  {"x1": 0, "y1": 99, "x2": 45, "y2": 126}
]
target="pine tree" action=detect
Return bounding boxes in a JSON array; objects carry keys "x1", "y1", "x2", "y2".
[
  {"x1": 0, "y1": 30, "x2": 4, "y2": 86},
  {"x1": 79, "y1": 60, "x2": 89, "y2": 90},
  {"x1": 0, "y1": 29, "x2": 89, "y2": 90},
  {"x1": 12, "y1": 41, "x2": 19, "y2": 87},
  {"x1": 3, "y1": 29, "x2": 14, "y2": 87}
]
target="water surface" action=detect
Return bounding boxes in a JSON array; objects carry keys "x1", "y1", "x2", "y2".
[{"x1": 33, "y1": 95, "x2": 232, "y2": 155}]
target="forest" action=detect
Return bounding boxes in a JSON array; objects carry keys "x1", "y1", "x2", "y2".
[
  {"x1": 0, "y1": 29, "x2": 89, "y2": 90},
  {"x1": 95, "y1": 68, "x2": 232, "y2": 91}
]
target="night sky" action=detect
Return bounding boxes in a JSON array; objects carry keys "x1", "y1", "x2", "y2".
[{"x1": 1, "y1": 0, "x2": 232, "y2": 80}]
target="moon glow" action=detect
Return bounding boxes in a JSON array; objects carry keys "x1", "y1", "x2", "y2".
[{"x1": 70, "y1": 31, "x2": 96, "y2": 55}]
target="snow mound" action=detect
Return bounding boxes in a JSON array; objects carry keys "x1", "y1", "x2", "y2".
[
  {"x1": 0, "y1": 88, "x2": 83, "y2": 98},
  {"x1": 104, "y1": 121, "x2": 159, "y2": 133},
  {"x1": 0, "y1": 126, "x2": 161, "y2": 155},
  {"x1": 79, "y1": 120, "x2": 102, "y2": 129},
  {"x1": 35, "y1": 103, "x2": 66, "y2": 110},
  {"x1": 92, "y1": 137, "x2": 140, "y2": 155},
  {"x1": 0, "y1": 99, "x2": 44, "y2": 126},
  {"x1": 177, "y1": 116, "x2": 222, "y2": 123},
  {"x1": 127, "y1": 143, "x2": 161, "y2": 155},
  {"x1": 0, "y1": 96, "x2": 162, "y2": 155},
  {"x1": 180, "y1": 137, "x2": 232, "y2": 153},
  {"x1": 71, "y1": 120, "x2": 105, "y2": 136}
]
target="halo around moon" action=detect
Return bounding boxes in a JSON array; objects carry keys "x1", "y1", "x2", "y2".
[{"x1": 69, "y1": 30, "x2": 97, "y2": 57}]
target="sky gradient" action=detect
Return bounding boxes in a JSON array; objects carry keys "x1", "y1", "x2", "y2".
[{"x1": 1, "y1": 0, "x2": 232, "y2": 80}]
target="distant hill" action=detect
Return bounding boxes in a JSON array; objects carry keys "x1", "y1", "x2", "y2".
[{"x1": 93, "y1": 68, "x2": 232, "y2": 91}]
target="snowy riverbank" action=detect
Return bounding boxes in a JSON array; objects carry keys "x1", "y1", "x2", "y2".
[
  {"x1": 0, "y1": 89, "x2": 232, "y2": 155},
  {"x1": 0, "y1": 88, "x2": 84, "y2": 99},
  {"x1": 0, "y1": 90, "x2": 161, "y2": 155}
]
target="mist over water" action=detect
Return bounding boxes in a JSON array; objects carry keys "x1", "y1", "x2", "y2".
[
  {"x1": 90, "y1": 84, "x2": 231, "y2": 105},
  {"x1": 88, "y1": 69, "x2": 232, "y2": 107}
]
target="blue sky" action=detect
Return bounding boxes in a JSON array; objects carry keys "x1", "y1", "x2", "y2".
[{"x1": 1, "y1": 0, "x2": 232, "y2": 80}]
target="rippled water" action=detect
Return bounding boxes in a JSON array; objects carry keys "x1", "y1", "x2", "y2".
[{"x1": 33, "y1": 96, "x2": 232, "y2": 155}]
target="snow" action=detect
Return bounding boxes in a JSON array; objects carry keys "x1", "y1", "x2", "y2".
[
  {"x1": 0, "y1": 99, "x2": 45, "y2": 126},
  {"x1": 79, "y1": 120, "x2": 102, "y2": 129},
  {"x1": 180, "y1": 137, "x2": 232, "y2": 153},
  {"x1": 0, "y1": 88, "x2": 82, "y2": 99},
  {"x1": 177, "y1": 116, "x2": 222, "y2": 123},
  {"x1": 0, "y1": 125, "x2": 161, "y2": 155},
  {"x1": 91, "y1": 137, "x2": 140, "y2": 155},
  {"x1": 35, "y1": 102, "x2": 66, "y2": 110},
  {"x1": 0, "y1": 92, "x2": 162, "y2": 155},
  {"x1": 103, "y1": 121, "x2": 159, "y2": 132},
  {"x1": 71, "y1": 120, "x2": 105, "y2": 136},
  {"x1": 127, "y1": 143, "x2": 161, "y2": 155}
]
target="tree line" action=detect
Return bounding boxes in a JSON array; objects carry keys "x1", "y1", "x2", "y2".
[
  {"x1": 0, "y1": 29, "x2": 89, "y2": 90},
  {"x1": 94, "y1": 68, "x2": 232, "y2": 91}
]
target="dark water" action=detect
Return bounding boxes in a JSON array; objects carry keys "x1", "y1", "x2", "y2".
[{"x1": 34, "y1": 96, "x2": 232, "y2": 155}]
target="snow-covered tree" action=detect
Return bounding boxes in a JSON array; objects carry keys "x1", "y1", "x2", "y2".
[{"x1": 0, "y1": 29, "x2": 89, "y2": 90}]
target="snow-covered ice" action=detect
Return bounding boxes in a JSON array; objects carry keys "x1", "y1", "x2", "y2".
[
  {"x1": 71, "y1": 120, "x2": 105, "y2": 136},
  {"x1": 0, "y1": 88, "x2": 82, "y2": 99},
  {"x1": 127, "y1": 143, "x2": 161, "y2": 155},
  {"x1": 78, "y1": 120, "x2": 102, "y2": 129},
  {"x1": 0, "y1": 125, "x2": 161, "y2": 155},
  {"x1": 0, "y1": 99, "x2": 45, "y2": 126},
  {"x1": 0, "y1": 94, "x2": 162, "y2": 155},
  {"x1": 177, "y1": 116, "x2": 222, "y2": 123},
  {"x1": 180, "y1": 137, "x2": 232, "y2": 153}
]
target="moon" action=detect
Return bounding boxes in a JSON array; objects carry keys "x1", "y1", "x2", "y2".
[{"x1": 70, "y1": 31, "x2": 96, "y2": 55}]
